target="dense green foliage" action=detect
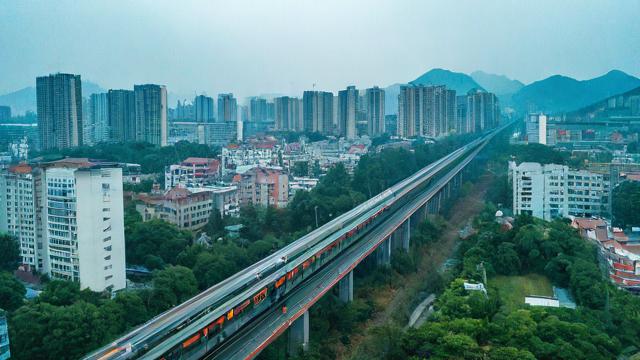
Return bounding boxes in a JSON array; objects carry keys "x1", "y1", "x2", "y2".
[
  {"x1": 126, "y1": 219, "x2": 193, "y2": 269},
  {"x1": 353, "y1": 135, "x2": 475, "y2": 198},
  {"x1": 0, "y1": 271, "x2": 25, "y2": 311},
  {"x1": 34, "y1": 140, "x2": 218, "y2": 173},
  {"x1": 8, "y1": 266, "x2": 198, "y2": 360},
  {"x1": 612, "y1": 180, "x2": 640, "y2": 228},
  {"x1": 352, "y1": 208, "x2": 640, "y2": 360},
  {"x1": 0, "y1": 233, "x2": 20, "y2": 272},
  {"x1": 123, "y1": 179, "x2": 156, "y2": 192}
]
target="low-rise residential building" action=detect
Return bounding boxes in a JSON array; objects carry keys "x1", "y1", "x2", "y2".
[
  {"x1": 136, "y1": 187, "x2": 213, "y2": 231},
  {"x1": 601, "y1": 239, "x2": 640, "y2": 290},
  {"x1": 165, "y1": 157, "x2": 220, "y2": 190},
  {"x1": 235, "y1": 166, "x2": 289, "y2": 208},
  {"x1": 510, "y1": 161, "x2": 609, "y2": 221},
  {"x1": 572, "y1": 217, "x2": 640, "y2": 292},
  {"x1": 221, "y1": 141, "x2": 279, "y2": 170},
  {"x1": 289, "y1": 177, "x2": 319, "y2": 196},
  {"x1": 207, "y1": 185, "x2": 239, "y2": 217}
]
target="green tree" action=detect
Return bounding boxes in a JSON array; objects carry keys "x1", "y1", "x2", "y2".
[
  {"x1": 492, "y1": 242, "x2": 521, "y2": 275},
  {"x1": 612, "y1": 181, "x2": 640, "y2": 228},
  {"x1": 113, "y1": 292, "x2": 149, "y2": 328},
  {"x1": 0, "y1": 271, "x2": 25, "y2": 311},
  {"x1": 126, "y1": 219, "x2": 192, "y2": 267},
  {"x1": 9, "y1": 302, "x2": 56, "y2": 360},
  {"x1": 204, "y1": 209, "x2": 226, "y2": 240},
  {"x1": 38, "y1": 280, "x2": 82, "y2": 306},
  {"x1": 150, "y1": 265, "x2": 198, "y2": 311},
  {"x1": 488, "y1": 347, "x2": 536, "y2": 360},
  {"x1": 0, "y1": 234, "x2": 20, "y2": 272}
]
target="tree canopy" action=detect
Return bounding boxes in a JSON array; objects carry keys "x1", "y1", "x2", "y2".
[
  {"x1": 612, "y1": 180, "x2": 640, "y2": 228},
  {"x1": 34, "y1": 140, "x2": 218, "y2": 174},
  {"x1": 0, "y1": 234, "x2": 20, "y2": 272}
]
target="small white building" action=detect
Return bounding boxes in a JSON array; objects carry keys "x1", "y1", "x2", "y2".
[{"x1": 525, "y1": 296, "x2": 560, "y2": 308}]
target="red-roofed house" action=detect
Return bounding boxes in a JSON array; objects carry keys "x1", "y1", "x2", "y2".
[
  {"x1": 571, "y1": 218, "x2": 608, "y2": 242},
  {"x1": 348, "y1": 144, "x2": 367, "y2": 154},
  {"x1": 165, "y1": 157, "x2": 220, "y2": 190},
  {"x1": 136, "y1": 187, "x2": 214, "y2": 231},
  {"x1": 602, "y1": 240, "x2": 640, "y2": 289}
]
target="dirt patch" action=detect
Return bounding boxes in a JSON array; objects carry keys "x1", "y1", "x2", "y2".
[{"x1": 338, "y1": 174, "x2": 493, "y2": 359}]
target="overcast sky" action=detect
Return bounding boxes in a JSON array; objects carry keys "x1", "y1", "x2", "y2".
[{"x1": 1, "y1": 0, "x2": 639, "y2": 101}]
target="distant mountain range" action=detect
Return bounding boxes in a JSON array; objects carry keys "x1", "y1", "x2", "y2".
[
  {"x1": 511, "y1": 70, "x2": 640, "y2": 114},
  {"x1": 470, "y1": 71, "x2": 524, "y2": 95},
  {"x1": 2, "y1": 69, "x2": 639, "y2": 118},
  {"x1": 384, "y1": 68, "x2": 640, "y2": 116},
  {"x1": 0, "y1": 81, "x2": 105, "y2": 115},
  {"x1": 565, "y1": 84, "x2": 640, "y2": 121}
]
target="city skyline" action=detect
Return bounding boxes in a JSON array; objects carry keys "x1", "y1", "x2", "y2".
[{"x1": 1, "y1": 1, "x2": 639, "y2": 99}]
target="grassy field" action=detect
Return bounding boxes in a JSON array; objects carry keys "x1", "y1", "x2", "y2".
[{"x1": 490, "y1": 274, "x2": 554, "y2": 311}]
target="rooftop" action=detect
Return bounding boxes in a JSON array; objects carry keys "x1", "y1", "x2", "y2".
[
  {"x1": 182, "y1": 157, "x2": 218, "y2": 165},
  {"x1": 8, "y1": 163, "x2": 32, "y2": 174}
]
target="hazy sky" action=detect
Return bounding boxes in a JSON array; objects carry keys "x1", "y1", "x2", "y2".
[{"x1": 1, "y1": 0, "x2": 639, "y2": 101}]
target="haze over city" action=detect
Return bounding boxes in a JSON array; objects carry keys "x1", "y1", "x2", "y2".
[
  {"x1": 1, "y1": 0, "x2": 639, "y2": 98},
  {"x1": 2, "y1": 2, "x2": 640, "y2": 360}
]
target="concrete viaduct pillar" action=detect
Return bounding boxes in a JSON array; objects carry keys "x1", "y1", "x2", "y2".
[
  {"x1": 288, "y1": 310, "x2": 309, "y2": 355},
  {"x1": 376, "y1": 237, "x2": 391, "y2": 266},
  {"x1": 402, "y1": 217, "x2": 411, "y2": 251},
  {"x1": 338, "y1": 271, "x2": 354, "y2": 303}
]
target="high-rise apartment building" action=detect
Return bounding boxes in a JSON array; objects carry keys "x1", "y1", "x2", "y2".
[
  {"x1": 365, "y1": 86, "x2": 385, "y2": 137},
  {"x1": 0, "y1": 106, "x2": 11, "y2": 121},
  {"x1": 218, "y1": 93, "x2": 237, "y2": 123},
  {"x1": 134, "y1": 84, "x2": 168, "y2": 146},
  {"x1": 36, "y1": 73, "x2": 83, "y2": 150},
  {"x1": 274, "y1": 96, "x2": 302, "y2": 131},
  {"x1": 174, "y1": 100, "x2": 194, "y2": 121},
  {"x1": 338, "y1": 86, "x2": 358, "y2": 139},
  {"x1": 87, "y1": 93, "x2": 109, "y2": 145},
  {"x1": 0, "y1": 164, "x2": 43, "y2": 271},
  {"x1": 194, "y1": 95, "x2": 214, "y2": 123},
  {"x1": 302, "y1": 91, "x2": 333, "y2": 134},
  {"x1": 398, "y1": 84, "x2": 458, "y2": 138},
  {"x1": 108, "y1": 89, "x2": 136, "y2": 143},
  {"x1": 249, "y1": 97, "x2": 268, "y2": 122},
  {"x1": 423, "y1": 86, "x2": 456, "y2": 137},
  {"x1": 510, "y1": 161, "x2": 609, "y2": 221},
  {"x1": 466, "y1": 89, "x2": 499, "y2": 133},
  {"x1": 0, "y1": 159, "x2": 126, "y2": 292},
  {"x1": 41, "y1": 158, "x2": 126, "y2": 291},
  {"x1": 456, "y1": 95, "x2": 468, "y2": 134},
  {"x1": 398, "y1": 85, "x2": 420, "y2": 137}
]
